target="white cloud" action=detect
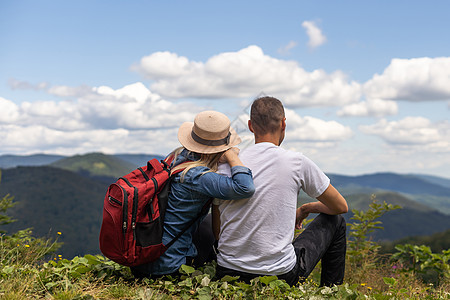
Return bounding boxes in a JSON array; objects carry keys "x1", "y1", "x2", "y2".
[
  {"x1": 360, "y1": 117, "x2": 450, "y2": 152},
  {"x1": 301, "y1": 20, "x2": 327, "y2": 49},
  {"x1": 48, "y1": 85, "x2": 93, "y2": 98},
  {"x1": 338, "y1": 57, "x2": 450, "y2": 118},
  {"x1": 364, "y1": 57, "x2": 450, "y2": 102},
  {"x1": 285, "y1": 109, "x2": 353, "y2": 142},
  {"x1": 134, "y1": 45, "x2": 362, "y2": 107},
  {"x1": 0, "y1": 82, "x2": 204, "y2": 155},
  {"x1": 337, "y1": 98, "x2": 398, "y2": 117},
  {"x1": 6, "y1": 82, "x2": 200, "y2": 131},
  {"x1": 278, "y1": 41, "x2": 298, "y2": 55},
  {"x1": 0, "y1": 97, "x2": 21, "y2": 123},
  {"x1": 282, "y1": 69, "x2": 362, "y2": 107},
  {"x1": 0, "y1": 124, "x2": 180, "y2": 156},
  {"x1": 132, "y1": 51, "x2": 197, "y2": 79},
  {"x1": 8, "y1": 78, "x2": 48, "y2": 91},
  {"x1": 20, "y1": 100, "x2": 84, "y2": 130}
]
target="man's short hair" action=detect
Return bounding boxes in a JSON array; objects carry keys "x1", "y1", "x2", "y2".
[{"x1": 250, "y1": 96, "x2": 285, "y2": 135}]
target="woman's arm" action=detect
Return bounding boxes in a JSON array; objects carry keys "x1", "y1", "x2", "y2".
[{"x1": 187, "y1": 148, "x2": 255, "y2": 200}]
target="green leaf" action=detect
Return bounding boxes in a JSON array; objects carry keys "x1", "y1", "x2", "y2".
[
  {"x1": 203, "y1": 264, "x2": 216, "y2": 278},
  {"x1": 383, "y1": 277, "x2": 397, "y2": 286},
  {"x1": 74, "y1": 265, "x2": 91, "y2": 274},
  {"x1": 84, "y1": 254, "x2": 100, "y2": 265},
  {"x1": 1, "y1": 266, "x2": 14, "y2": 275},
  {"x1": 259, "y1": 275, "x2": 278, "y2": 285},
  {"x1": 197, "y1": 286, "x2": 212, "y2": 300},
  {"x1": 220, "y1": 275, "x2": 240, "y2": 282},
  {"x1": 201, "y1": 276, "x2": 211, "y2": 286},
  {"x1": 180, "y1": 264, "x2": 195, "y2": 275},
  {"x1": 178, "y1": 278, "x2": 193, "y2": 287},
  {"x1": 269, "y1": 279, "x2": 288, "y2": 289}
]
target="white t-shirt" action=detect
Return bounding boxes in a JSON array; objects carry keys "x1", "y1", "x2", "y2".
[{"x1": 216, "y1": 142, "x2": 330, "y2": 275}]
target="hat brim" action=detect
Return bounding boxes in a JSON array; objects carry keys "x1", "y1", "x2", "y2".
[{"x1": 178, "y1": 122, "x2": 242, "y2": 154}]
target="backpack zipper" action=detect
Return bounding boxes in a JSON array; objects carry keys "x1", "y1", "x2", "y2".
[
  {"x1": 115, "y1": 183, "x2": 128, "y2": 235},
  {"x1": 119, "y1": 177, "x2": 138, "y2": 240},
  {"x1": 108, "y1": 195, "x2": 122, "y2": 206},
  {"x1": 131, "y1": 186, "x2": 138, "y2": 240},
  {"x1": 149, "y1": 177, "x2": 158, "y2": 219}
]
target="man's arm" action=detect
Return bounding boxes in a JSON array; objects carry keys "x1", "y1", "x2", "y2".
[{"x1": 296, "y1": 184, "x2": 348, "y2": 229}]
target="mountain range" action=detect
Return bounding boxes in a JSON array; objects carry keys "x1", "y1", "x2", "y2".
[{"x1": 0, "y1": 152, "x2": 449, "y2": 259}]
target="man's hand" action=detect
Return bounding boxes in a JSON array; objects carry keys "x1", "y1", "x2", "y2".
[{"x1": 295, "y1": 204, "x2": 310, "y2": 229}]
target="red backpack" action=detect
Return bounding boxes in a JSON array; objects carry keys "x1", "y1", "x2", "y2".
[{"x1": 99, "y1": 155, "x2": 208, "y2": 267}]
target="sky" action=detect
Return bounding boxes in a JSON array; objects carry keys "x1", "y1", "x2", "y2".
[{"x1": 1, "y1": 0, "x2": 449, "y2": 178}]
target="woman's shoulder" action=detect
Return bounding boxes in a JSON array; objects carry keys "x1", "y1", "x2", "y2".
[{"x1": 180, "y1": 165, "x2": 211, "y2": 182}]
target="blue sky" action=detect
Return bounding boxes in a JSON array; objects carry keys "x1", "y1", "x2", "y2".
[{"x1": 1, "y1": 0, "x2": 449, "y2": 178}]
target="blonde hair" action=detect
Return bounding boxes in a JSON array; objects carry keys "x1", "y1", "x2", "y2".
[{"x1": 169, "y1": 147, "x2": 225, "y2": 182}]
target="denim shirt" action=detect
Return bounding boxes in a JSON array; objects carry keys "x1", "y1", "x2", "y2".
[{"x1": 133, "y1": 149, "x2": 254, "y2": 275}]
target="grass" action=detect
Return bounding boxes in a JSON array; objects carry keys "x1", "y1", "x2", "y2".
[{"x1": 0, "y1": 252, "x2": 449, "y2": 299}]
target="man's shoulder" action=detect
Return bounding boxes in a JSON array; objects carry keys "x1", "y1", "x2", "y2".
[
  {"x1": 240, "y1": 142, "x2": 284, "y2": 155},
  {"x1": 238, "y1": 144, "x2": 308, "y2": 175},
  {"x1": 241, "y1": 143, "x2": 304, "y2": 158}
]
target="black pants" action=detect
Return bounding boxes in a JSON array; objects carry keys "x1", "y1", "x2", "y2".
[
  {"x1": 191, "y1": 213, "x2": 217, "y2": 267},
  {"x1": 215, "y1": 213, "x2": 347, "y2": 287}
]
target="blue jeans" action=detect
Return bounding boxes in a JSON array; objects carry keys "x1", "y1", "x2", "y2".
[{"x1": 215, "y1": 213, "x2": 347, "y2": 286}]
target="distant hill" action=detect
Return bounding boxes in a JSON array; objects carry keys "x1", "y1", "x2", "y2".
[
  {"x1": 50, "y1": 153, "x2": 136, "y2": 179},
  {"x1": 327, "y1": 172, "x2": 450, "y2": 215},
  {"x1": 0, "y1": 166, "x2": 107, "y2": 258},
  {"x1": 0, "y1": 154, "x2": 65, "y2": 168},
  {"x1": 342, "y1": 192, "x2": 434, "y2": 213},
  {"x1": 0, "y1": 153, "x2": 166, "y2": 171},
  {"x1": 328, "y1": 172, "x2": 450, "y2": 197},
  {"x1": 342, "y1": 192, "x2": 450, "y2": 241},
  {"x1": 412, "y1": 174, "x2": 450, "y2": 189},
  {"x1": 380, "y1": 229, "x2": 450, "y2": 253},
  {"x1": 115, "y1": 153, "x2": 165, "y2": 168}
]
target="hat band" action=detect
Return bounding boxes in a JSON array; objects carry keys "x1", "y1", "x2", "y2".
[{"x1": 191, "y1": 131, "x2": 231, "y2": 146}]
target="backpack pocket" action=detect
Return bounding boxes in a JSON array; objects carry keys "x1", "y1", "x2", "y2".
[{"x1": 135, "y1": 217, "x2": 164, "y2": 247}]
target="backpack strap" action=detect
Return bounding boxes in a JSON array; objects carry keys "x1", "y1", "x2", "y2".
[{"x1": 165, "y1": 198, "x2": 212, "y2": 249}]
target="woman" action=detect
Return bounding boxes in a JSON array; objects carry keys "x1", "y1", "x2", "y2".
[{"x1": 131, "y1": 110, "x2": 255, "y2": 277}]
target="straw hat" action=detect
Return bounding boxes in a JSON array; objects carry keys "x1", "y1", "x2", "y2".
[{"x1": 178, "y1": 111, "x2": 241, "y2": 154}]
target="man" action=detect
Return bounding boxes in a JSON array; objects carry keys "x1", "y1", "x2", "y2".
[{"x1": 213, "y1": 96, "x2": 348, "y2": 287}]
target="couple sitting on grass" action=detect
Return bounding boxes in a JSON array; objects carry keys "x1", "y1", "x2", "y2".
[{"x1": 131, "y1": 96, "x2": 348, "y2": 287}]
